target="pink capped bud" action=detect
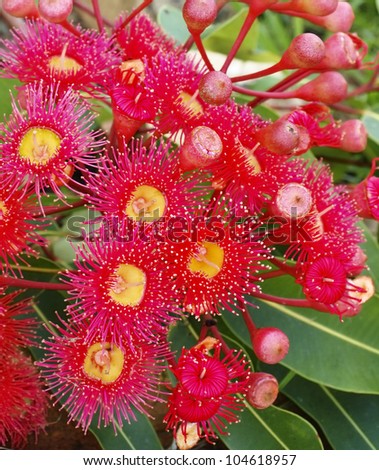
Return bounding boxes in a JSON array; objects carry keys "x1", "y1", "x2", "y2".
[
  {"x1": 274, "y1": 183, "x2": 313, "y2": 219},
  {"x1": 352, "y1": 176, "x2": 379, "y2": 220},
  {"x1": 2, "y1": 0, "x2": 38, "y2": 17},
  {"x1": 321, "y1": 33, "x2": 367, "y2": 70},
  {"x1": 282, "y1": 33, "x2": 325, "y2": 68},
  {"x1": 338, "y1": 120, "x2": 367, "y2": 153},
  {"x1": 255, "y1": 119, "x2": 300, "y2": 155},
  {"x1": 247, "y1": 373, "x2": 279, "y2": 410},
  {"x1": 199, "y1": 71, "x2": 233, "y2": 106},
  {"x1": 183, "y1": 0, "x2": 217, "y2": 33},
  {"x1": 285, "y1": 0, "x2": 338, "y2": 16},
  {"x1": 38, "y1": 0, "x2": 73, "y2": 23},
  {"x1": 252, "y1": 327, "x2": 290, "y2": 364},
  {"x1": 305, "y1": 2, "x2": 355, "y2": 33},
  {"x1": 295, "y1": 72, "x2": 348, "y2": 104},
  {"x1": 180, "y1": 126, "x2": 223, "y2": 171}
]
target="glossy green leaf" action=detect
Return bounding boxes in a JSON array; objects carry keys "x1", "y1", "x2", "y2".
[
  {"x1": 157, "y1": 5, "x2": 189, "y2": 44},
  {"x1": 222, "y1": 403, "x2": 322, "y2": 450},
  {"x1": 282, "y1": 375, "x2": 379, "y2": 449},
  {"x1": 203, "y1": 9, "x2": 259, "y2": 60},
  {"x1": 362, "y1": 111, "x2": 379, "y2": 146},
  {"x1": 0, "y1": 78, "x2": 20, "y2": 116},
  {"x1": 90, "y1": 410, "x2": 163, "y2": 450}
]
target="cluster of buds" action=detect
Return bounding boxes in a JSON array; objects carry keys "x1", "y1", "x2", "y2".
[{"x1": 0, "y1": 0, "x2": 377, "y2": 449}]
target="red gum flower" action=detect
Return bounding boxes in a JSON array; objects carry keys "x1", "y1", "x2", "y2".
[
  {"x1": 1, "y1": 19, "x2": 120, "y2": 93},
  {"x1": 115, "y1": 13, "x2": 180, "y2": 63},
  {"x1": 164, "y1": 340, "x2": 251, "y2": 443},
  {"x1": 84, "y1": 140, "x2": 204, "y2": 222},
  {"x1": 0, "y1": 289, "x2": 37, "y2": 354},
  {"x1": 0, "y1": 350, "x2": 46, "y2": 448},
  {"x1": 0, "y1": 181, "x2": 45, "y2": 271},
  {"x1": 166, "y1": 211, "x2": 268, "y2": 317},
  {"x1": 144, "y1": 52, "x2": 208, "y2": 135},
  {"x1": 64, "y1": 222, "x2": 178, "y2": 347},
  {"x1": 0, "y1": 82, "x2": 105, "y2": 204},
  {"x1": 39, "y1": 319, "x2": 170, "y2": 433}
]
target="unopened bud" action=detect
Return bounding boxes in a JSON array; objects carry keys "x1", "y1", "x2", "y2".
[
  {"x1": 2, "y1": 0, "x2": 37, "y2": 17},
  {"x1": 287, "y1": 0, "x2": 338, "y2": 16},
  {"x1": 199, "y1": 71, "x2": 233, "y2": 106},
  {"x1": 38, "y1": 0, "x2": 73, "y2": 23},
  {"x1": 352, "y1": 177, "x2": 379, "y2": 220},
  {"x1": 305, "y1": 2, "x2": 354, "y2": 33},
  {"x1": 255, "y1": 120, "x2": 300, "y2": 155},
  {"x1": 183, "y1": 0, "x2": 217, "y2": 33},
  {"x1": 296, "y1": 72, "x2": 348, "y2": 104},
  {"x1": 247, "y1": 373, "x2": 279, "y2": 409},
  {"x1": 180, "y1": 126, "x2": 223, "y2": 171},
  {"x1": 252, "y1": 327, "x2": 290, "y2": 364},
  {"x1": 321, "y1": 33, "x2": 366, "y2": 70},
  {"x1": 274, "y1": 183, "x2": 313, "y2": 219},
  {"x1": 339, "y1": 120, "x2": 367, "y2": 153},
  {"x1": 283, "y1": 33, "x2": 325, "y2": 69}
]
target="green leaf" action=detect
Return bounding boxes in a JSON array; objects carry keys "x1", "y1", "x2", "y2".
[
  {"x1": 203, "y1": 9, "x2": 259, "y2": 60},
  {"x1": 90, "y1": 410, "x2": 163, "y2": 450},
  {"x1": 362, "y1": 111, "x2": 379, "y2": 146},
  {"x1": 157, "y1": 5, "x2": 189, "y2": 44},
  {"x1": 222, "y1": 272, "x2": 379, "y2": 393},
  {"x1": 0, "y1": 78, "x2": 20, "y2": 116},
  {"x1": 283, "y1": 374, "x2": 379, "y2": 449},
  {"x1": 222, "y1": 403, "x2": 322, "y2": 450}
]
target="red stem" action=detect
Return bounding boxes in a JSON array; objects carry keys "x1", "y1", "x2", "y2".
[
  {"x1": 116, "y1": 0, "x2": 153, "y2": 31},
  {"x1": 231, "y1": 62, "x2": 284, "y2": 83},
  {"x1": 38, "y1": 199, "x2": 86, "y2": 217},
  {"x1": 192, "y1": 32, "x2": 215, "y2": 71},
  {"x1": 258, "y1": 269, "x2": 287, "y2": 280},
  {"x1": 60, "y1": 19, "x2": 82, "y2": 37},
  {"x1": 232, "y1": 84, "x2": 295, "y2": 99},
  {"x1": 221, "y1": 8, "x2": 258, "y2": 73},
  {"x1": 240, "y1": 303, "x2": 257, "y2": 342},
  {"x1": 209, "y1": 325, "x2": 231, "y2": 354},
  {"x1": 0, "y1": 276, "x2": 69, "y2": 291},
  {"x1": 91, "y1": 0, "x2": 104, "y2": 31},
  {"x1": 251, "y1": 290, "x2": 316, "y2": 308}
]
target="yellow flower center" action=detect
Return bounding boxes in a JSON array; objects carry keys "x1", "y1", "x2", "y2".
[
  {"x1": 83, "y1": 342, "x2": 124, "y2": 384},
  {"x1": 19, "y1": 127, "x2": 61, "y2": 165},
  {"x1": 125, "y1": 185, "x2": 166, "y2": 221},
  {"x1": 108, "y1": 263, "x2": 146, "y2": 306},
  {"x1": 177, "y1": 91, "x2": 203, "y2": 118},
  {"x1": 0, "y1": 201, "x2": 7, "y2": 220},
  {"x1": 49, "y1": 43, "x2": 82, "y2": 74},
  {"x1": 188, "y1": 242, "x2": 224, "y2": 278},
  {"x1": 244, "y1": 145, "x2": 261, "y2": 175}
]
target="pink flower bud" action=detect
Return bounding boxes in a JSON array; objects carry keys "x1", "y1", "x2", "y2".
[
  {"x1": 286, "y1": 0, "x2": 338, "y2": 16},
  {"x1": 180, "y1": 126, "x2": 223, "y2": 171},
  {"x1": 246, "y1": 373, "x2": 279, "y2": 409},
  {"x1": 252, "y1": 327, "x2": 290, "y2": 364},
  {"x1": 352, "y1": 176, "x2": 379, "y2": 220},
  {"x1": 338, "y1": 120, "x2": 367, "y2": 153},
  {"x1": 282, "y1": 33, "x2": 325, "y2": 68},
  {"x1": 321, "y1": 33, "x2": 367, "y2": 70},
  {"x1": 295, "y1": 72, "x2": 348, "y2": 104},
  {"x1": 305, "y1": 2, "x2": 355, "y2": 33},
  {"x1": 183, "y1": 0, "x2": 217, "y2": 33},
  {"x1": 199, "y1": 71, "x2": 233, "y2": 106},
  {"x1": 2, "y1": 0, "x2": 37, "y2": 17},
  {"x1": 38, "y1": 0, "x2": 73, "y2": 24},
  {"x1": 255, "y1": 119, "x2": 300, "y2": 155}
]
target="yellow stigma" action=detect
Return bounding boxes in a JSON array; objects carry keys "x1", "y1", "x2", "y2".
[
  {"x1": 125, "y1": 185, "x2": 166, "y2": 221},
  {"x1": 245, "y1": 145, "x2": 261, "y2": 175},
  {"x1": 109, "y1": 263, "x2": 146, "y2": 306},
  {"x1": 49, "y1": 43, "x2": 82, "y2": 74},
  {"x1": 19, "y1": 127, "x2": 61, "y2": 165},
  {"x1": 0, "y1": 201, "x2": 8, "y2": 220},
  {"x1": 177, "y1": 91, "x2": 203, "y2": 118},
  {"x1": 188, "y1": 242, "x2": 224, "y2": 278},
  {"x1": 83, "y1": 342, "x2": 124, "y2": 384}
]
